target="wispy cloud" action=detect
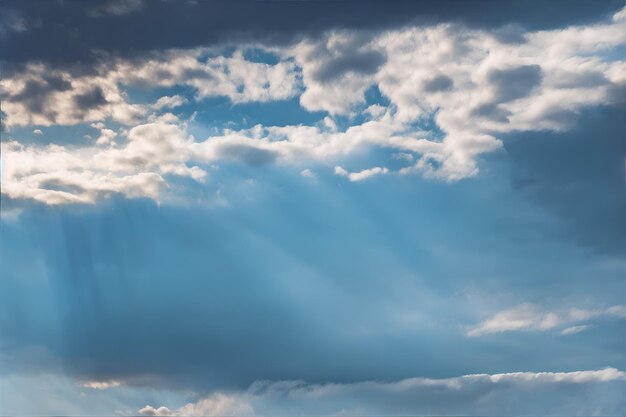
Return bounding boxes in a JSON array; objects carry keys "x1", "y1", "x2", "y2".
[{"x1": 467, "y1": 304, "x2": 626, "y2": 336}]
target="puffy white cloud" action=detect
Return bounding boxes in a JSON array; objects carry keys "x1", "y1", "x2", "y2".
[
  {"x1": 285, "y1": 7, "x2": 624, "y2": 178},
  {"x1": 0, "y1": 63, "x2": 146, "y2": 127},
  {"x1": 290, "y1": 31, "x2": 383, "y2": 114},
  {"x1": 115, "y1": 49, "x2": 300, "y2": 104},
  {"x1": 138, "y1": 405, "x2": 173, "y2": 416},
  {"x1": 0, "y1": 49, "x2": 300, "y2": 128},
  {"x1": 467, "y1": 304, "x2": 626, "y2": 336},
  {"x1": 141, "y1": 368, "x2": 626, "y2": 416},
  {"x1": 2, "y1": 7, "x2": 623, "y2": 204},
  {"x1": 1, "y1": 123, "x2": 205, "y2": 205}
]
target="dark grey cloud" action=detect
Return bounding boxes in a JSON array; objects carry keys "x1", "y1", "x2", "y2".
[
  {"x1": 311, "y1": 49, "x2": 386, "y2": 82},
  {"x1": 472, "y1": 65, "x2": 542, "y2": 121},
  {"x1": 1, "y1": 0, "x2": 623, "y2": 71},
  {"x1": 471, "y1": 102, "x2": 512, "y2": 123},
  {"x1": 0, "y1": 110, "x2": 6, "y2": 132},
  {"x1": 73, "y1": 86, "x2": 108, "y2": 109},
  {"x1": 9, "y1": 75, "x2": 72, "y2": 114},
  {"x1": 217, "y1": 144, "x2": 279, "y2": 166},
  {"x1": 552, "y1": 71, "x2": 609, "y2": 89},
  {"x1": 505, "y1": 105, "x2": 626, "y2": 257},
  {"x1": 488, "y1": 64, "x2": 543, "y2": 102},
  {"x1": 423, "y1": 74, "x2": 454, "y2": 93},
  {"x1": 492, "y1": 23, "x2": 527, "y2": 44},
  {"x1": 88, "y1": 0, "x2": 145, "y2": 17}
]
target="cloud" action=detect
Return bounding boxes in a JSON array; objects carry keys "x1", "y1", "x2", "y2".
[
  {"x1": 335, "y1": 166, "x2": 389, "y2": 182},
  {"x1": 81, "y1": 379, "x2": 122, "y2": 389},
  {"x1": 89, "y1": 0, "x2": 144, "y2": 17},
  {"x1": 422, "y1": 74, "x2": 454, "y2": 92},
  {"x1": 3, "y1": 0, "x2": 623, "y2": 67},
  {"x1": 138, "y1": 405, "x2": 173, "y2": 416},
  {"x1": 487, "y1": 64, "x2": 543, "y2": 102},
  {"x1": 141, "y1": 368, "x2": 626, "y2": 416},
  {"x1": 467, "y1": 304, "x2": 626, "y2": 336},
  {"x1": 560, "y1": 325, "x2": 590, "y2": 336},
  {"x1": 0, "y1": 50, "x2": 299, "y2": 128},
  {"x1": 117, "y1": 49, "x2": 300, "y2": 104},
  {"x1": 151, "y1": 95, "x2": 188, "y2": 111},
  {"x1": 299, "y1": 168, "x2": 316, "y2": 179},
  {"x1": 1, "y1": 8, "x2": 624, "y2": 204},
  {"x1": 504, "y1": 106, "x2": 626, "y2": 257},
  {"x1": 1, "y1": 123, "x2": 204, "y2": 204},
  {"x1": 0, "y1": 63, "x2": 145, "y2": 127}
]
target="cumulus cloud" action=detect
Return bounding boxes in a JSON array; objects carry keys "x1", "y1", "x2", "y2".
[
  {"x1": 1, "y1": 7, "x2": 624, "y2": 204},
  {"x1": 0, "y1": 50, "x2": 299, "y2": 128},
  {"x1": 138, "y1": 405, "x2": 173, "y2": 416},
  {"x1": 467, "y1": 304, "x2": 626, "y2": 336},
  {"x1": 0, "y1": 63, "x2": 145, "y2": 127},
  {"x1": 1, "y1": 123, "x2": 204, "y2": 205},
  {"x1": 1, "y1": 116, "x2": 436, "y2": 204},
  {"x1": 141, "y1": 368, "x2": 626, "y2": 416},
  {"x1": 116, "y1": 49, "x2": 300, "y2": 104},
  {"x1": 291, "y1": 31, "x2": 384, "y2": 114}
]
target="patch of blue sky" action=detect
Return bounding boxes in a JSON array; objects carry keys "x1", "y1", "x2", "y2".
[
  {"x1": 190, "y1": 96, "x2": 326, "y2": 135},
  {"x1": 584, "y1": 44, "x2": 625, "y2": 62},
  {"x1": 5, "y1": 124, "x2": 100, "y2": 147},
  {"x1": 408, "y1": 109, "x2": 447, "y2": 141},
  {"x1": 242, "y1": 47, "x2": 281, "y2": 65},
  {"x1": 121, "y1": 84, "x2": 197, "y2": 107},
  {"x1": 331, "y1": 85, "x2": 393, "y2": 130}
]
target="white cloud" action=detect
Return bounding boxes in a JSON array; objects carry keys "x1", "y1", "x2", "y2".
[
  {"x1": 81, "y1": 380, "x2": 121, "y2": 390},
  {"x1": 290, "y1": 31, "x2": 383, "y2": 114},
  {"x1": 141, "y1": 368, "x2": 626, "y2": 417},
  {"x1": 335, "y1": 165, "x2": 389, "y2": 182},
  {"x1": 0, "y1": 49, "x2": 300, "y2": 128},
  {"x1": 1, "y1": 123, "x2": 205, "y2": 205},
  {"x1": 32, "y1": 129, "x2": 43, "y2": 135},
  {"x1": 299, "y1": 168, "x2": 316, "y2": 179},
  {"x1": 152, "y1": 95, "x2": 188, "y2": 111},
  {"x1": 560, "y1": 325, "x2": 590, "y2": 335},
  {"x1": 116, "y1": 49, "x2": 300, "y2": 104},
  {"x1": 1, "y1": 7, "x2": 624, "y2": 204},
  {"x1": 467, "y1": 304, "x2": 626, "y2": 336},
  {"x1": 138, "y1": 405, "x2": 173, "y2": 416}
]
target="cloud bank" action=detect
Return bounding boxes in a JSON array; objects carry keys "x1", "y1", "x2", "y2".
[
  {"x1": 2, "y1": 7, "x2": 624, "y2": 205},
  {"x1": 140, "y1": 368, "x2": 626, "y2": 416}
]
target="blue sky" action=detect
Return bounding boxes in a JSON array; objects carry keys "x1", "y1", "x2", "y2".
[{"x1": 1, "y1": 1, "x2": 625, "y2": 415}]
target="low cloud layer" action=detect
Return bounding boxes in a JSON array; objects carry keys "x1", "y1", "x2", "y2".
[{"x1": 140, "y1": 368, "x2": 626, "y2": 416}]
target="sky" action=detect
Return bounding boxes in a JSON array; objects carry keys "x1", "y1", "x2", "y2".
[{"x1": 0, "y1": 0, "x2": 625, "y2": 415}]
